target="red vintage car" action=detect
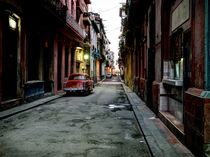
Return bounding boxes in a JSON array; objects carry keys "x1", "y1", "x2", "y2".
[{"x1": 64, "y1": 73, "x2": 94, "y2": 95}]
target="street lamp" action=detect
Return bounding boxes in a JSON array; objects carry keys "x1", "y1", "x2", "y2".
[
  {"x1": 9, "y1": 16, "x2": 17, "y2": 30},
  {"x1": 84, "y1": 54, "x2": 89, "y2": 60}
]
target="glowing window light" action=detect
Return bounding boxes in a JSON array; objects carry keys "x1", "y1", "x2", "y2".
[{"x1": 9, "y1": 16, "x2": 17, "y2": 30}]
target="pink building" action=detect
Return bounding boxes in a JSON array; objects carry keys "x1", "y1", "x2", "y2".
[{"x1": 0, "y1": 0, "x2": 91, "y2": 110}]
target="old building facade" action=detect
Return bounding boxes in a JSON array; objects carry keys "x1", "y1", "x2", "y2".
[
  {"x1": 0, "y1": 0, "x2": 111, "y2": 111},
  {"x1": 119, "y1": 0, "x2": 210, "y2": 156},
  {"x1": 89, "y1": 12, "x2": 110, "y2": 82},
  {"x1": 0, "y1": 0, "x2": 91, "y2": 109}
]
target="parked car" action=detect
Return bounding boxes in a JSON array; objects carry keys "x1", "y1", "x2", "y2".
[
  {"x1": 64, "y1": 73, "x2": 94, "y2": 95},
  {"x1": 106, "y1": 73, "x2": 112, "y2": 78}
]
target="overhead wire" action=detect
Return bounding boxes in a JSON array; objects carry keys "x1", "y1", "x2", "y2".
[
  {"x1": 99, "y1": 5, "x2": 119, "y2": 13},
  {"x1": 107, "y1": 27, "x2": 121, "y2": 33}
]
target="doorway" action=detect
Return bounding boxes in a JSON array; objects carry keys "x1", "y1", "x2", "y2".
[
  {"x1": 43, "y1": 40, "x2": 52, "y2": 93},
  {"x1": 76, "y1": 62, "x2": 80, "y2": 73},
  {"x1": 2, "y1": 13, "x2": 18, "y2": 101}
]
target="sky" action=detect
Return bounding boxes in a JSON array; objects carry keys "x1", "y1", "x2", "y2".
[{"x1": 89, "y1": 0, "x2": 126, "y2": 69}]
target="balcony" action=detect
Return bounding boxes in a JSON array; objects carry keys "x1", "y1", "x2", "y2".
[
  {"x1": 43, "y1": 0, "x2": 86, "y2": 40},
  {"x1": 83, "y1": 13, "x2": 91, "y2": 26},
  {"x1": 43, "y1": 0, "x2": 67, "y2": 19},
  {"x1": 66, "y1": 13, "x2": 86, "y2": 39}
]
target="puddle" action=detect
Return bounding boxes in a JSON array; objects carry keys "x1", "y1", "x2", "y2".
[{"x1": 107, "y1": 104, "x2": 132, "y2": 112}]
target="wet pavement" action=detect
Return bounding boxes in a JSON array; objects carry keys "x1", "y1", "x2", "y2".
[{"x1": 0, "y1": 78, "x2": 151, "y2": 157}]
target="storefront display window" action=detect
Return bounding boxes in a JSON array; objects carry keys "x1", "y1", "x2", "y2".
[{"x1": 171, "y1": 30, "x2": 183, "y2": 80}]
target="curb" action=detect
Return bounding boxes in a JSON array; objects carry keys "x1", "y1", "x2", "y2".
[
  {"x1": 122, "y1": 84, "x2": 154, "y2": 157},
  {"x1": 0, "y1": 93, "x2": 65, "y2": 119}
]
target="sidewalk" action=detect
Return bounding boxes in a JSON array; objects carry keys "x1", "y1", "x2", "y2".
[
  {"x1": 0, "y1": 93, "x2": 65, "y2": 119},
  {"x1": 122, "y1": 84, "x2": 194, "y2": 157}
]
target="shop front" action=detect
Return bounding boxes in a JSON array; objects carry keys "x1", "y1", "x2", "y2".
[{"x1": 159, "y1": 0, "x2": 191, "y2": 142}]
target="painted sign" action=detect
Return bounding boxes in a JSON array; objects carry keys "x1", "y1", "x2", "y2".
[{"x1": 172, "y1": 0, "x2": 190, "y2": 31}]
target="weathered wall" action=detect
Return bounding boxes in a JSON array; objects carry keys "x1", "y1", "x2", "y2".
[
  {"x1": 204, "y1": 100, "x2": 210, "y2": 156},
  {"x1": 54, "y1": 39, "x2": 58, "y2": 93},
  {"x1": 191, "y1": 0, "x2": 205, "y2": 89},
  {"x1": 184, "y1": 89, "x2": 204, "y2": 156},
  {"x1": 125, "y1": 52, "x2": 132, "y2": 89},
  {"x1": 184, "y1": 90, "x2": 210, "y2": 157},
  {"x1": 20, "y1": 31, "x2": 26, "y2": 100},
  {"x1": 68, "y1": 45, "x2": 72, "y2": 76},
  {"x1": 184, "y1": 1, "x2": 206, "y2": 155},
  {"x1": 155, "y1": 0, "x2": 162, "y2": 82},
  {"x1": 62, "y1": 43, "x2": 65, "y2": 90}
]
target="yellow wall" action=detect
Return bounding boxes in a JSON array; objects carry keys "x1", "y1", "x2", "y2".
[
  {"x1": 125, "y1": 52, "x2": 133, "y2": 90},
  {"x1": 76, "y1": 47, "x2": 85, "y2": 73},
  {"x1": 76, "y1": 48, "x2": 84, "y2": 62}
]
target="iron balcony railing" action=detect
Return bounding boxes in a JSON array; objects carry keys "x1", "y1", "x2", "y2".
[
  {"x1": 44, "y1": 0, "x2": 67, "y2": 19},
  {"x1": 43, "y1": 0, "x2": 85, "y2": 39},
  {"x1": 66, "y1": 12, "x2": 86, "y2": 39}
]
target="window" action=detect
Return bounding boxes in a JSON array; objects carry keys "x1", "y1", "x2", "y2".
[
  {"x1": 171, "y1": 30, "x2": 184, "y2": 80},
  {"x1": 69, "y1": 75, "x2": 86, "y2": 80},
  {"x1": 175, "y1": 58, "x2": 183, "y2": 79}
]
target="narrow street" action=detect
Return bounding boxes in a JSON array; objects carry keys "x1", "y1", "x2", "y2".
[{"x1": 0, "y1": 78, "x2": 151, "y2": 157}]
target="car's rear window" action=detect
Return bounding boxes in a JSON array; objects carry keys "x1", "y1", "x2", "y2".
[{"x1": 69, "y1": 75, "x2": 86, "y2": 80}]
